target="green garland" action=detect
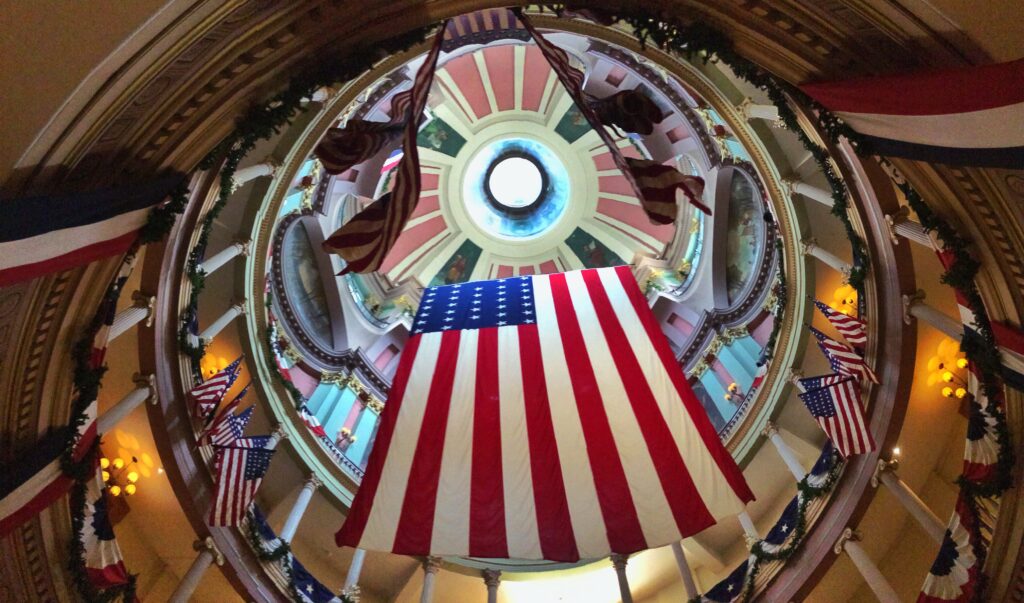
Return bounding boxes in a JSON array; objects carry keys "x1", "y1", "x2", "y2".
[{"x1": 243, "y1": 511, "x2": 292, "y2": 562}]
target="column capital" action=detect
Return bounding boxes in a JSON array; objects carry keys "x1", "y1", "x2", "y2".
[
  {"x1": 132, "y1": 373, "x2": 158, "y2": 405},
  {"x1": 610, "y1": 553, "x2": 629, "y2": 571},
  {"x1": 193, "y1": 536, "x2": 225, "y2": 566},
  {"x1": 305, "y1": 473, "x2": 323, "y2": 491},
  {"x1": 800, "y1": 237, "x2": 818, "y2": 254},
  {"x1": 262, "y1": 155, "x2": 283, "y2": 177},
  {"x1": 833, "y1": 527, "x2": 861, "y2": 555},
  {"x1": 761, "y1": 420, "x2": 778, "y2": 438},
  {"x1": 883, "y1": 206, "x2": 912, "y2": 246},
  {"x1": 787, "y1": 367, "x2": 804, "y2": 384},
  {"x1": 870, "y1": 457, "x2": 899, "y2": 488},
  {"x1": 781, "y1": 177, "x2": 799, "y2": 198},
  {"x1": 422, "y1": 556, "x2": 443, "y2": 575},
  {"x1": 482, "y1": 569, "x2": 501, "y2": 588},
  {"x1": 901, "y1": 289, "x2": 926, "y2": 325},
  {"x1": 271, "y1": 423, "x2": 289, "y2": 442},
  {"x1": 235, "y1": 239, "x2": 252, "y2": 257},
  {"x1": 232, "y1": 299, "x2": 249, "y2": 316},
  {"x1": 130, "y1": 291, "x2": 157, "y2": 327},
  {"x1": 341, "y1": 585, "x2": 361, "y2": 602}
]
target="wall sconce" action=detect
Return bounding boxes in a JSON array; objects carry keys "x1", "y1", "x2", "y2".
[
  {"x1": 724, "y1": 382, "x2": 745, "y2": 404},
  {"x1": 336, "y1": 426, "x2": 358, "y2": 451}
]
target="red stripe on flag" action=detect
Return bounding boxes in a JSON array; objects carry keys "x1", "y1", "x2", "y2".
[
  {"x1": 580, "y1": 270, "x2": 717, "y2": 538},
  {"x1": 613, "y1": 266, "x2": 755, "y2": 504},
  {"x1": 801, "y1": 58, "x2": 1024, "y2": 116},
  {"x1": 392, "y1": 332, "x2": 461, "y2": 554},
  {"x1": 517, "y1": 324, "x2": 578, "y2": 561},
  {"x1": 0, "y1": 229, "x2": 138, "y2": 288},
  {"x1": 336, "y1": 336, "x2": 423, "y2": 547},
  {"x1": 548, "y1": 273, "x2": 647, "y2": 553},
  {"x1": 469, "y1": 327, "x2": 508, "y2": 557}
]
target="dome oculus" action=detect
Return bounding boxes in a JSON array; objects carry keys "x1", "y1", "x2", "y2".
[{"x1": 486, "y1": 153, "x2": 545, "y2": 212}]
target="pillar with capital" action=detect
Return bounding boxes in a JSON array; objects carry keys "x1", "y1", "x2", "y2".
[
  {"x1": 97, "y1": 373, "x2": 157, "y2": 434},
  {"x1": 230, "y1": 158, "x2": 280, "y2": 191},
  {"x1": 108, "y1": 291, "x2": 156, "y2": 342},
  {"x1": 419, "y1": 556, "x2": 442, "y2": 603},
  {"x1": 902, "y1": 289, "x2": 964, "y2": 340},
  {"x1": 482, "y1": 569, "x2": 501, "y2": 603},
  {"x1": 199, "y1": 300, "x2": 247, "y2": 343},
  {"x1": 834, "y1": 528, "x2": 900, "y2": 603},
  {"x1": 784, "y1": 179, "x2": 835, "y2": 208},
  {"x1": 802, "y1": 238, "x2": 853, "y2": 276},
  {"x1": 883, "y1": 206, "x2": 933, "y2": 247},
  {"x1": 872, "y1": 458, "x2": 945, "y2": 543},
  {"x1": 268, "y1": 424, "x2": 288, "y2": 450},
  {"x1": 168, "y1": 537, "x2": 224, "y2": 603},
  {"x1": 280, "y1": 474, "x2": 321, "y2": 542},
  {"x1": 343, "y1": 548, "x2": 367, "y2": 600},
  {"x1": 610, "y1": 553, "x2": 634, "y2": 603},
  {"x1": 736, "y1": 98, "x2": 782, "y2": 124},
  {"x1": 198, "y1": 240, "x2": 251, "y2": 276},
  {"x1": 670, "y1": 542, "x2": 699, "y2": 599},
  {"x1": 762, "y1": 421, "x2": 807, "y2": 480}
]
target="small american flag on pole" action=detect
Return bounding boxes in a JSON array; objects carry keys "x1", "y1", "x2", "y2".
[
  {"x1": 798, "y1": 373, "x2": 848, "y2": 391},
  {"x1": 336, "y1": 266, "x2": 753, "y2": 561},
  {"x1": 798, "y1": 376, "x2": 875, "y2": 457},
  {"x1": 208, "y1": 437, "x2": 275, "y2": 526},
  {"x1": 814, "y1": 300, "x2": 867, "y2": 347},
  {"x1": 188, "y1": 357, "x2": 242, "y2": 421},
  {"x1": 809, "y1": 326, "x2": 878, "y2": 383},
  {"x1": 201, "y1": 406, "x2": 253, "y2": 448}
]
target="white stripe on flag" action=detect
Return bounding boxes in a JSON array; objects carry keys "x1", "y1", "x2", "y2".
[
  {"x1": 833, "y1": 101, "x2": 1024, "y2": 149},
  {"x1": 359, "y1": 333, "x2": 442, "y2": 551},
  {"x1": 0, "y1": 207, "x2": 151, "y2": 270},
  {"x1": 561, "y1": 270, "x2": 681, "y2": 546},
  {"x1": 430, "y1": 330, "x2": 478, "y2": 554},
  {"x1": 531, "y1": 275, "x2": 610, "y2": 558},
  {"x1": 596, "y1": 269, "x2": 747, "y2": 520},
  {"x1": 0, "y1": 458, "x2": 62, "y2": 519},
  {"x1": 497, "y1": 326, "x2": 542, "y2": 559}
]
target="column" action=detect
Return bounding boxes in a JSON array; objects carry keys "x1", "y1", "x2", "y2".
[
  {"x1": 882, "y1": 206, "x2": 932, "y2": 247},
  {"x1": 231, "y1": 158, "x2": 280, "y2": 190},
  {"x1": 169, "y1": 537, "x2": 224, "y2": 603},
  {"x1": 279, "y1": 474, "x2": 321, "y2": 542},
  {"x1": 268, "y1": 424, "x2": 288, "y2": 450},
  {"x1": 802, "y1": 238, "x2": 852, "y2": 276},
  {"x1": 420, "y1": 556, "x2": 442, "y2": 603},
  {"x1": 108, "y1": 291, "x2": 156, "y2": 342},
  {"x1": 670, "y1": 543, "x2": 699, "y2": 600},
  {"x1": 482, "y1": 569, "x2": 501, "y2": 603},
  {"x1": 784, "y1": 179, "x2": 835, "y2": 208},
  {"x1": 871, "y1": 459, "x2": 945, "y2": 544},
  {"x1": 610, "y1": 554, "x2": 634, "y2": 603},
  {"x1": 198, "y1": 240, "x2": 251, "y2": 276},
  {"x1": 199, "y1": 300, "x2": 247, "y2": 343},
  {"x1": 738, "y1": 510, "x2": 759, "y2": 545},
  {"x1": 97, "y1": 374, "x2": 156, "y2": 434},
  {"x1": 788, "y1": 368, "x2": 806, "y2": 392},
  {"x1": 833, "y1": 528, "x2": 900, "y2": 603},
  {"x1": 762, "y1": 422, "x2": 806, "y2": 480},
  {"x1": 344, "y1": 548, "x2": 367, "y2": 594},
  {"x1": 737, "y1": 98, "x2": 781, "y2": 123},
  {"x1": 902, "y1": 290, "x2": 964, "y2": 339},
  {"x1": 304, "y1": 86, "x2": 337, "y2": 104}
]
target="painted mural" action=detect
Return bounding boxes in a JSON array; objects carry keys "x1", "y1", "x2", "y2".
[
  {"x1": 554, "y1": 103, "x2": 592, "y2": 143},
  {"x1": 429, "y1": 239, "x2": 483, "y2": 286},
  {"x1": 725, "y1": 171, "x2": 764, "y2": 304},
  {"x1": 417, "y1": 117, "x2": 466, "y2": 157},
  {"x1": 282, "y1": 224, "x2": 333, "y2": 347},
  {"x1": 564, "y1": 227, "x2": 626, "y2": 269}
]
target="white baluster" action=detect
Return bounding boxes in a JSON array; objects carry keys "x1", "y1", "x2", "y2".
[
  {"x1": 168, "y1": 537, "x2": 224, "y2": 603},
  {"x1": 108, "y1": 291, "x2": 156, "y2": 342},
  {"x1": 834, "y1": 528, "x2": 900, "y2": 603},
  {"x1": 279, "y1": 474, "x2": 321, "y2": 542},
  {"x1": 97, "y1": 374, "x2": 157, "y2": 434}
]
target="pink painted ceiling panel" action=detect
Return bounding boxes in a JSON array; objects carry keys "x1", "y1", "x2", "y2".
[
  {"x1": 380, "y1": 215, "x2": 447, "y2": 274},
  {"x1": 596, "y1": 197, "x2": 674, "y2": 240},
  {"x1": 483, "y1": 45, "x2": 516, "y2": 112},
  {"x1": 522, "y1": 46, "x2": 551, "y2": 113},
  {"x1": 443, "y1": 54, "x2": 491, "y2": 121}
]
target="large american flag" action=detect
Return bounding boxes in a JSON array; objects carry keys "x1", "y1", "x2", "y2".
[
  {"x1": 798, "y1": 376, "x2": 875, "y2": 457},
  {"x1": 814, "y1": 300, "x2": 867, "y2": 347},
  {"x1": 197, "y1": 383, "x2": 252, "y2": 446},
  {"x1": 208, "y1": 437, "x2": 275, "y2": 526},
  {"x1": 809, "y1": 326, "x2": 878, "y2": 383},
  {"x1": 188, "y1": 357, "x2": 242, "y2": 421},
  {"x1": 336, "y1": 266, "x2": 754, "y2": 561}
]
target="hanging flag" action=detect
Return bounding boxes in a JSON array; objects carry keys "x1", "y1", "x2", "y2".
[
  {"x1": 809, "y1": 326, "x2": 878, "y2": 383},
  {"x1": 336, "y1": 266, "x2": 754, "y2": 561},
  {"x1": 321, "y1": 26, "x2": 447, "y2": 274},
  {"x1": 0, "y1": 173, "x2": 186, "y2": 287},
  {"x1": 80, "y1": 467, "x2": 130, "y2": 589},
  {"x1": 316, "y1": 90, "x2": 412, "y2": 175},
  {"x1": 757, "y1": 495, "x2": 800, "y2": 555},
  {"x1": 0, "y1": 250, "x2": 137, "y2": 537},
  {"x1": 917, "y1": 494, "x2": 980, "y2": 603},
  {"x1": 292, "y1": 557, "x2": 343, "y2": 603},
  {"x1": 514, "y1": 9, "x2": 707, "y2": 224},
  {"x1": 800, "y1": 58, "x2": 1024, "y2": 169},
  {"x1": 700, "y1": 558, "x2": 751, "y2": 603},
  {"x1": 814, "y1": 300, "x2": 867, "y2": 347},
  {"x1": 200, "y1": 405, "x2": 254, "y2": 448},
  {"x1": 208, "y1": 437, "x2": 275, "y2": 526},
  {"x1": 188, "y1": 357, "x2": 243, "y2": 421},
  {"x1": 380, "y1": 149, "x2": 404, "y2": 175},
  {"x1": 798, "y1": 376, "x2": 875, "y2": 457},
  {"x1": 962, "y1": 365, "x2": 1004, "y2": 483},
  {"x1": 798, "y1": 373, "x2": 848, "y2": 392},
  {"x1": 299, "y1": 405, "x2": 328, "y2": 438},
  {"x1": 587, "y1": 89, "x2": 664, "y2": 136}
]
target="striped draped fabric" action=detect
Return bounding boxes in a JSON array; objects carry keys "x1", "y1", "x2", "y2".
[
  {"x1": 321, "y1": 27, "x2": 446, "y2": 274},
  {"x1": 514, "y1": 9, "x2": 707, "y2": 224},
  {"x1": 315, "y1": 90, "x2": 414, "y2": 175}
]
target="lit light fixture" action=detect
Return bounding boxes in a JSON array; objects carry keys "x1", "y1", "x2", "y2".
[
  {"x1": 926, "y1": 337, "x2": 969, "y2": 395},
  {"x1": 100, "y1": 455, "x2": 142, "y2": 497},
  {"x1": 724, "y1": 382, "x2": 745, "y2": 404},
  {"x1": 892, "y1": 447, "x2": 901, "y2": 457},
  {"x1": 830, "y1": 284, "x2": 859, "y2": 316}
]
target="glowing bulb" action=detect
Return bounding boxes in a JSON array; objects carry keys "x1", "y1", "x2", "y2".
[
  {"x1": 955, "y1": 388, "x2": 967, "y2": 399},
  {"x1": 941, "y1": 386, "x2": 954, "y2": 398},
  {"x1": 127, "y1": 471, "x2": 139, "y2": 483},
  {"x1": 157, "y1": 467, "x2": 165, "y2": 475},
  {"x1": 350, "y1": 436, "x2": 358, "y2": 444},
  {"x1": 102, "y1": 470, "x2": 111, "y2": 482},
  {"x1": 124, "y1": 484, "x2": 137, "y2": 496},
  {"x1": 956, "y1": 358, "x2": 968, "y2": 369},
  {"x1": 100, "y1": 457, "x2": 110, "y2": 469},
  {"x1": 942, "y1": 371, "x2": 954, "y2": 383},
  {"x1": 892, "y1": 447, "x2": 901, "y2": 457},
  {"x1": 112, "y1": 458, "x2": 125, "y2": 469},
  {"x1": 109, "y1": 485, "x2": 121, "y2": 497}
]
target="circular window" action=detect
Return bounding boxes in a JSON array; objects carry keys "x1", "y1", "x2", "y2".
[{"x1": 486, "y1": 153, "x2": 546, "y2": 212}]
